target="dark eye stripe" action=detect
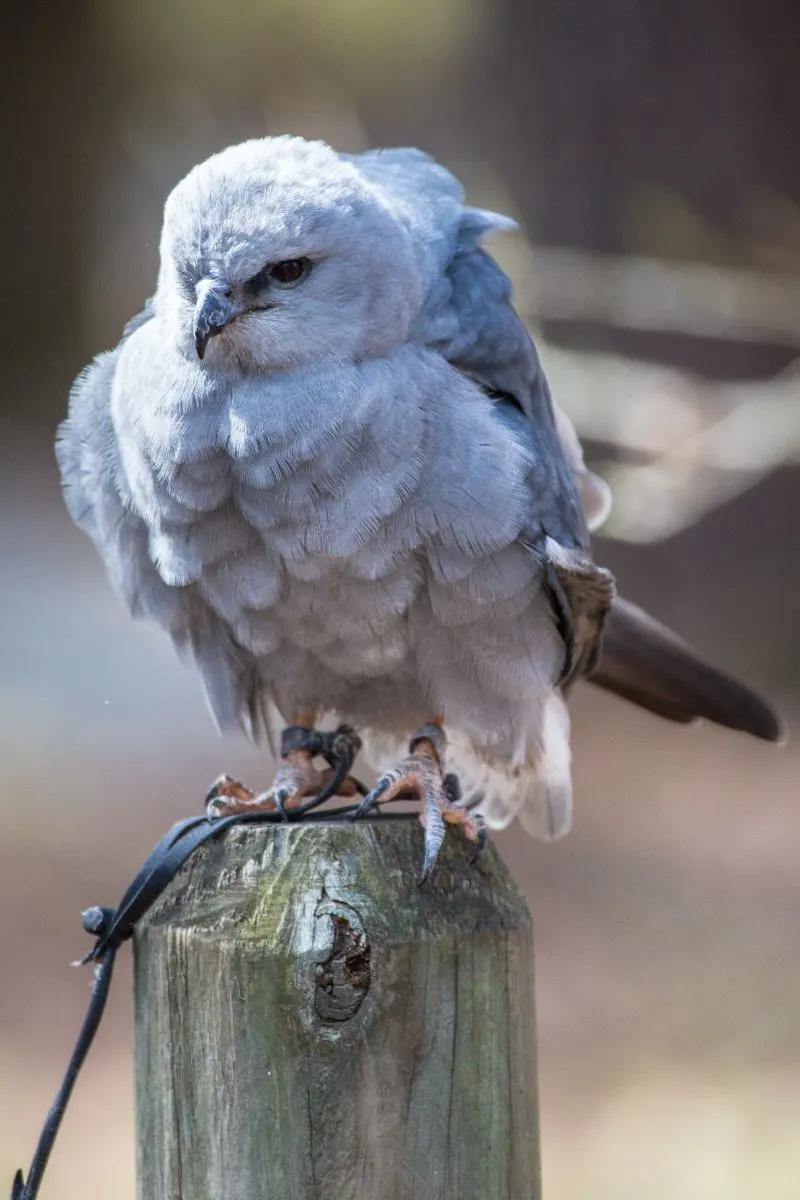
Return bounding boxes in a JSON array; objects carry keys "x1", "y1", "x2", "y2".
[
  {"x1": 245, "y1": 257, "x2": 310, "y2": 292},
  {"x1": 244, "y1": 264, "x2": 273, "y2": 293}
]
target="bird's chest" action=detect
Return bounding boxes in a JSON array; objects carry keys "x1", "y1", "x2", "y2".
[
  {"x1": 122, "y1": 348, "x2": 420, "y2": 549},
  {"x1": 124, "y1": 387, "x2": 426, "y2": 667}
]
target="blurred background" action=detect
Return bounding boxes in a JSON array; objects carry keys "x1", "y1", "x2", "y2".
[{"x1": 1, "y1": 3, "x2": 798, "y2": 1197}]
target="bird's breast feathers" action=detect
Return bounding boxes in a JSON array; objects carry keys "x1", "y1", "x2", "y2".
[{"x1": 111, "y1": 323, "x2": 535, "y2": 601}]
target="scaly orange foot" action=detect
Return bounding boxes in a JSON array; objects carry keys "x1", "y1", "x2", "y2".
[
  {"x1": 206, "y1": 724, "x2": 363, "y2": 820},
  {"x1": 353, "y1": 721, "x2": 486, "y2": 882}
]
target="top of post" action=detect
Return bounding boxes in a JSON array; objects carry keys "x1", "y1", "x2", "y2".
[{"x1": 139, "y1": 818, "x2": 531, "y2": 954}]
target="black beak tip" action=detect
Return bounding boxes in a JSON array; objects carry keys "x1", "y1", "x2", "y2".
[{"x1": 193, "y1": 279, "x2": 238, "y2": 360}]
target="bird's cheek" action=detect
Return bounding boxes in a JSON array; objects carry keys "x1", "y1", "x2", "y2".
[{"x1": 233, "y1": 308, "x2": 296, "y2": 366}]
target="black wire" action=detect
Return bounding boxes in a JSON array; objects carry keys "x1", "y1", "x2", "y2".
[
  {"x1": 11, "y1": 950, "x2": 116, "y2": 1200},
  {"x1": 8, "y1": 801, "x2": 414, "y2": 1200}
]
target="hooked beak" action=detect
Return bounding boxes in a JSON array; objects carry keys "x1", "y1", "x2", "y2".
[{"x1": 193, "y1": 279, "x2": 240, "y2": 359}]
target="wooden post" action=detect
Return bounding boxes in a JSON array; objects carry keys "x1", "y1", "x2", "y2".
[{"x1": 133, "y1": 819, "x2": 541, "y2": 1200}]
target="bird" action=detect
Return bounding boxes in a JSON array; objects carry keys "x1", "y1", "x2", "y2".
[{"x1": 57, "y1": 135, "x2": 783, "y2": 880}]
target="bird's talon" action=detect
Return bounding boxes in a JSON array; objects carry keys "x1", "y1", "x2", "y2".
[
  {"x1": 359, "y1": 725, "x2": 483, "y2": 880},
  {"x1": 205, "y1": 725, "x2": 366, "y2": 821},
  {"x1": 353, "y1": 772, "x2": 394, "y2": 820},
  {"x1": 205, "y1": 774, "x2": 259, "y2": 819},
  {"x1": 204, "y1": 773, "x2": 255, "y2": 808},
  {"x1": 352, "y1": 793, "x2": 376, "y2": 821},
  {"x1": 273, "y1": 788, "x2": 291, "y2": 822},
  {"x1": 442, "y1": 772, "x2": 462, "y2": 804},
  {"x1": 418, "y1": 826, "x2": 446, "y2": 885},
  {"x1": 468, "y1": 815, "x2": 488, "y2": 863},
  {"x1": 204, "y1": 774, "x2": 228, "y2": 806}
]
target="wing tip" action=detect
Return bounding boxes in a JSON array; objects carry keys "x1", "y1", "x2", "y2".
[
  {"x1": 594, "y1": 595, "x2": 787, "y2": 746},
  {"x1": 690, "y1": 692, "x2": 787, "y2": 744},
  {"x1": 737, "y1": 702, "x2": 787, "y2": 746}
]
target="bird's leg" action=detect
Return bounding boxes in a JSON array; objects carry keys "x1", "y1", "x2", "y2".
[
  {"x1": 353, "y1": 719, "x2": 486, "y2": 882},
  {"x1": 206, "y1": 722, "x2": 363, "y2": 820}
]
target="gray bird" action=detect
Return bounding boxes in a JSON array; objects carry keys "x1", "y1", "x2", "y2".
[{"x1": 57, "y1": 136, "x2": 782, "y2": 878}]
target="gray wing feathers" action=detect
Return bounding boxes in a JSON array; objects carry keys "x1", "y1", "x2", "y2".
[
  {"x1": 56, "y1": 349, "x2": 174, "y2": 626},
  {"x1": 433, "y1": 231, "x2": 591, "y2": 551},
  {"x1": 56, "y1": 335, "x2": 267, "y2": 741},
  {"x1": 348, "y1": 147, "x2": 590, "y2": 552}
]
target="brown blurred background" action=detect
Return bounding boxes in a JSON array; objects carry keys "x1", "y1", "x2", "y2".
[{"x1": 1, "y1": 3, "x2": 798, "y2": 1197}]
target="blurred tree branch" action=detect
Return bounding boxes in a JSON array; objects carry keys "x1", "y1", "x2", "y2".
[
  {"x1": 543, "y1": 341, "x2": 800, "y2": 542},
  {"x1": 523, "y1": 247, "x2": 800, "y2": 346}
]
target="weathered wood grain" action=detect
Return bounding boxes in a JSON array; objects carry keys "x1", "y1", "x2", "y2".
[{"x1": 134, "y1": 819, "x2": 540, "y2": 1200}]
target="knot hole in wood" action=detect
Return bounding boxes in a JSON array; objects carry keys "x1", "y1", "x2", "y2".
[{"x1": 313, "y1": 894, "x2": 371, "y2": 1022}]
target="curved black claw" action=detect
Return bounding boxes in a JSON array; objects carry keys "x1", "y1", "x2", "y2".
[
  {"x1": 272, "y1": 787, "x2": 291, "y2": 822},
  {"x1": 441, "y1": 774, "x2": 488, "y2": 862},
  {"x1": 351, "y1": 770, "x2": 399, "y2": 821},
  {"x1": 468, "y1": 814, "x2": 488, "y2": 863},
  {"x1": 442, "y1": 773, "x2": 461, "y2": 804}
]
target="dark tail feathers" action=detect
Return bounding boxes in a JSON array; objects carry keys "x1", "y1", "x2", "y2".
[{"x1": 590, "y1": 596, "x2": 784, "y2": 743}]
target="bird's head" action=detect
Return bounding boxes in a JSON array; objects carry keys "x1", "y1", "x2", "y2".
[{"x1": 155, "y1": 136, "x2": 424, "y2": 371}]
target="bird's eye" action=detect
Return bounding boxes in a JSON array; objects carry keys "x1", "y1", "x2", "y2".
[
  {"x1": 269, "y1": 258, "x2": 309, "y2": 285},
  {"x1": 244, "y1": 256, "x2": 311, "y2": 295}
]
